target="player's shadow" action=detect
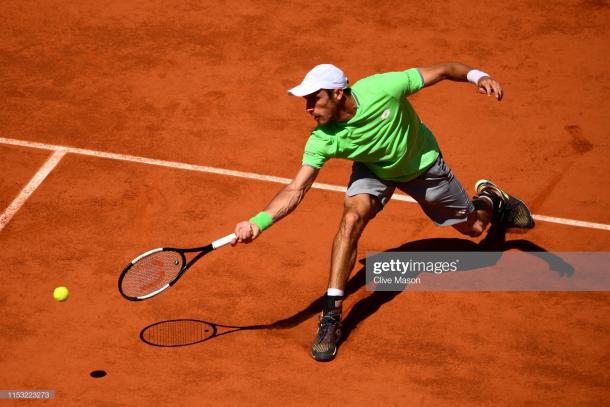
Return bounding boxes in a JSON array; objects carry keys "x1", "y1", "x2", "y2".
[
  {"x1": 266, "y1": 224, "x2": 574, "y2": 342},
  {"x1": 143, "y1": 225, "x2": 574, "y2": 347}
]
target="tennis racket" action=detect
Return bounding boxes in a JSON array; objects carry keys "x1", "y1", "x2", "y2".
[
  {"x1": 140, "y1": 319, "x2": 266, "y2": 347},
  {"x1": 118, "y1": 233, "x2": 236, "y2": 301}
]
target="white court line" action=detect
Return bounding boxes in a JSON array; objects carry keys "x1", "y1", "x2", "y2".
[
  {"x1": 0, "y1": 149, "x2": 66, "y2": 232},
  {"x1": 0, "y1": 136, "x2": 609, "y2": 232}
]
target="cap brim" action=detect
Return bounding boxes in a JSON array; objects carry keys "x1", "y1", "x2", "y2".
[{"x1": 288, "y1": 82, "x2": 322, "y2": 97}]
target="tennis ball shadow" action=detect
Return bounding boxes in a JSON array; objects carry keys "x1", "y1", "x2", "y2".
[{"x1": 90, "y1": 370, "x2": 106, "y2": 378}]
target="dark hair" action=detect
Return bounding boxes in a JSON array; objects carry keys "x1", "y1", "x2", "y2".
[{"x1": 324, "y1": 88, "x2": 352, "y2": 97}]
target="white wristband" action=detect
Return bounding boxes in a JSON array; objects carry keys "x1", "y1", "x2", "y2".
[{"x1": 467, "y1": 69, "x2": 490, "y2": 85}]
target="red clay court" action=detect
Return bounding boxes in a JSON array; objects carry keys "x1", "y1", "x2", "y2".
[{"x1": 1, "y1": 1, "x2": 609, "y2": 405}]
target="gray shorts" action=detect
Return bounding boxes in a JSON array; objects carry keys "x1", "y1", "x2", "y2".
[{"x1": 346, "y1": 156, "x2": 475, "y2": 226}]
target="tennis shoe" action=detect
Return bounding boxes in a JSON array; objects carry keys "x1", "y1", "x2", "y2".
[
  {"x1": 311, "y1": 310, "x2": 342, "y2": 362},
  {"x1": 475, "y1": 179, "x2": 535, "y2": 233}
]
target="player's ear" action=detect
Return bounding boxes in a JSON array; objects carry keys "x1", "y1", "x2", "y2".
[{"x1": 333, "y1": 88, "x2": 344, "y2": 101}]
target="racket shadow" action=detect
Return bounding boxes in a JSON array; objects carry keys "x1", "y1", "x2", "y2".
[{"x1": 140, "y1": 319, "x2": 268, "y2": 347}]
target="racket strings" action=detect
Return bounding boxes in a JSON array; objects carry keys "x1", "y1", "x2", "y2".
[
  {"x1": 141, "y1": 320, "x2": 214, "y2": 346},
  {"x1": 121, "y1": 251, "x2": 183, "y2": 298}
]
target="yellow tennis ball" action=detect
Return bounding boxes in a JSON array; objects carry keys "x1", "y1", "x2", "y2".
[{"x1": 53, "y1": 286, "x2": 70, "y2": 302}]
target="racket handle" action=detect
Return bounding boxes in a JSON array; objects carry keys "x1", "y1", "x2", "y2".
[{"x1": 212, "y1": 233, "x2": 237, "y2": 249}]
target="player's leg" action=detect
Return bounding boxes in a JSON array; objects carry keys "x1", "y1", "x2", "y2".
[
  {"x1": 453, "y1": 196, "x2": 493, "y2": 237},
  {"x1": 398, "y1": 155, "x2": 534, "y2": 236},
  {"x1": 398, "y1": 155, "x2": 482, "y2": 235},
  {"x1": 328, "y1": 193, "x2": 383, "y2": 291},
  {"x1": 312, "y1": 163, "x2": 393, "y2": 362},
  {"x1": 312, "y1": 193, "x2": 381, "y2": 362}
]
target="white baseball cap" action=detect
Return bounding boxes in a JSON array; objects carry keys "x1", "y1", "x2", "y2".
[{"x1": 288, "y1": 64, "x2": 348, "y2": 97}]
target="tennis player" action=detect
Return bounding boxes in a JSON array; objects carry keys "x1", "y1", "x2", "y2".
[{"x1": 232, "y1": 62, "x2": 535, "y2": 361}]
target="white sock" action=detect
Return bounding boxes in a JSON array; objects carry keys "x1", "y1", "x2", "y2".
[{"x1": 327, "y1": 288, "x2": 344, "y2": 297}]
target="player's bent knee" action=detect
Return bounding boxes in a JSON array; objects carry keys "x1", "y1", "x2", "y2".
[
  {"x1": 339, "y1": 195, "x2": 380, "y2": 241},
  {"x1": 344, "y1": 195, "x2": 380, "y2": 220},
  {"x1": 342, "y1": 211, "x2": 364, "y2": 232}
]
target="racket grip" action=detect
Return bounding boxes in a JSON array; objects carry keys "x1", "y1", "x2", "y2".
[{"x1": 212, "y1": 233, "x2": 237, "y2": 249}]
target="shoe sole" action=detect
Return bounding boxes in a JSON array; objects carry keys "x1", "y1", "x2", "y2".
[
  {"x1": 311, "y1": 348, "x2": 337, "y2": 362},
  {"x1": 475, "y1": 179, "x2": 509, "y2": 202}
]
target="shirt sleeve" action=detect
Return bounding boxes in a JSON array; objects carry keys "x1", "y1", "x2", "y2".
[
  {"x1": 372, "y1": 68, "x2": 424, "y2": 99},
  {"x1": 302, "y1": 132, "x2": 334, "y2": 169}
]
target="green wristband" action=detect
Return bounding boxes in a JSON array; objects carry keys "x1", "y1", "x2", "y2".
[{"x1": 250, "y1": 211, "x2": 273, "y2": 232}]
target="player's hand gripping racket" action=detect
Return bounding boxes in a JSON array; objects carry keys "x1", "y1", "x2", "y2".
[{"x1": 118, "y1": 233, "x2": 236, "y2": 301}]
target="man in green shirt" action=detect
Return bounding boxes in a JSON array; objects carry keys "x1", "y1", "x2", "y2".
[{"x1": 232, "y1": 62, "x2": 535, "y2": 361}]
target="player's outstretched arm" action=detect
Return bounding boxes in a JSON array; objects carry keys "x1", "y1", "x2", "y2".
[
  {"x1": 419, "y1": 62, "x2": 503, "y2": 100},
  {"x1": 232, "y1": 165, "x2": 319, "y2": 245}
]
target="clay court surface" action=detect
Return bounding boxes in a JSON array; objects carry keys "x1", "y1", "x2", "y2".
[{"x1": 1, "y1": 0, "x2": 609, "y2": 405}]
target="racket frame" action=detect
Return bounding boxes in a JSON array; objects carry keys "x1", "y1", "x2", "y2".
[{"x1": 118, "y1": 233, "x2": 235, "y2": 301}]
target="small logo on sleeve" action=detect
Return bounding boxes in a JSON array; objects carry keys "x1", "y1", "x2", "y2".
[{"x1": 381, "y1": 109, "x2": 391, "y2": 121}]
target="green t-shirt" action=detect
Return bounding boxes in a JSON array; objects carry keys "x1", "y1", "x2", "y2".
[{"x1": 302, "y1": 68, "x2": 440, "y2": 182}]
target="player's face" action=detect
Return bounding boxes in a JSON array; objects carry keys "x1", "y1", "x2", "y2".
[{"x1": 304, "y1": 90, "x2": 338, "y2": 125}]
